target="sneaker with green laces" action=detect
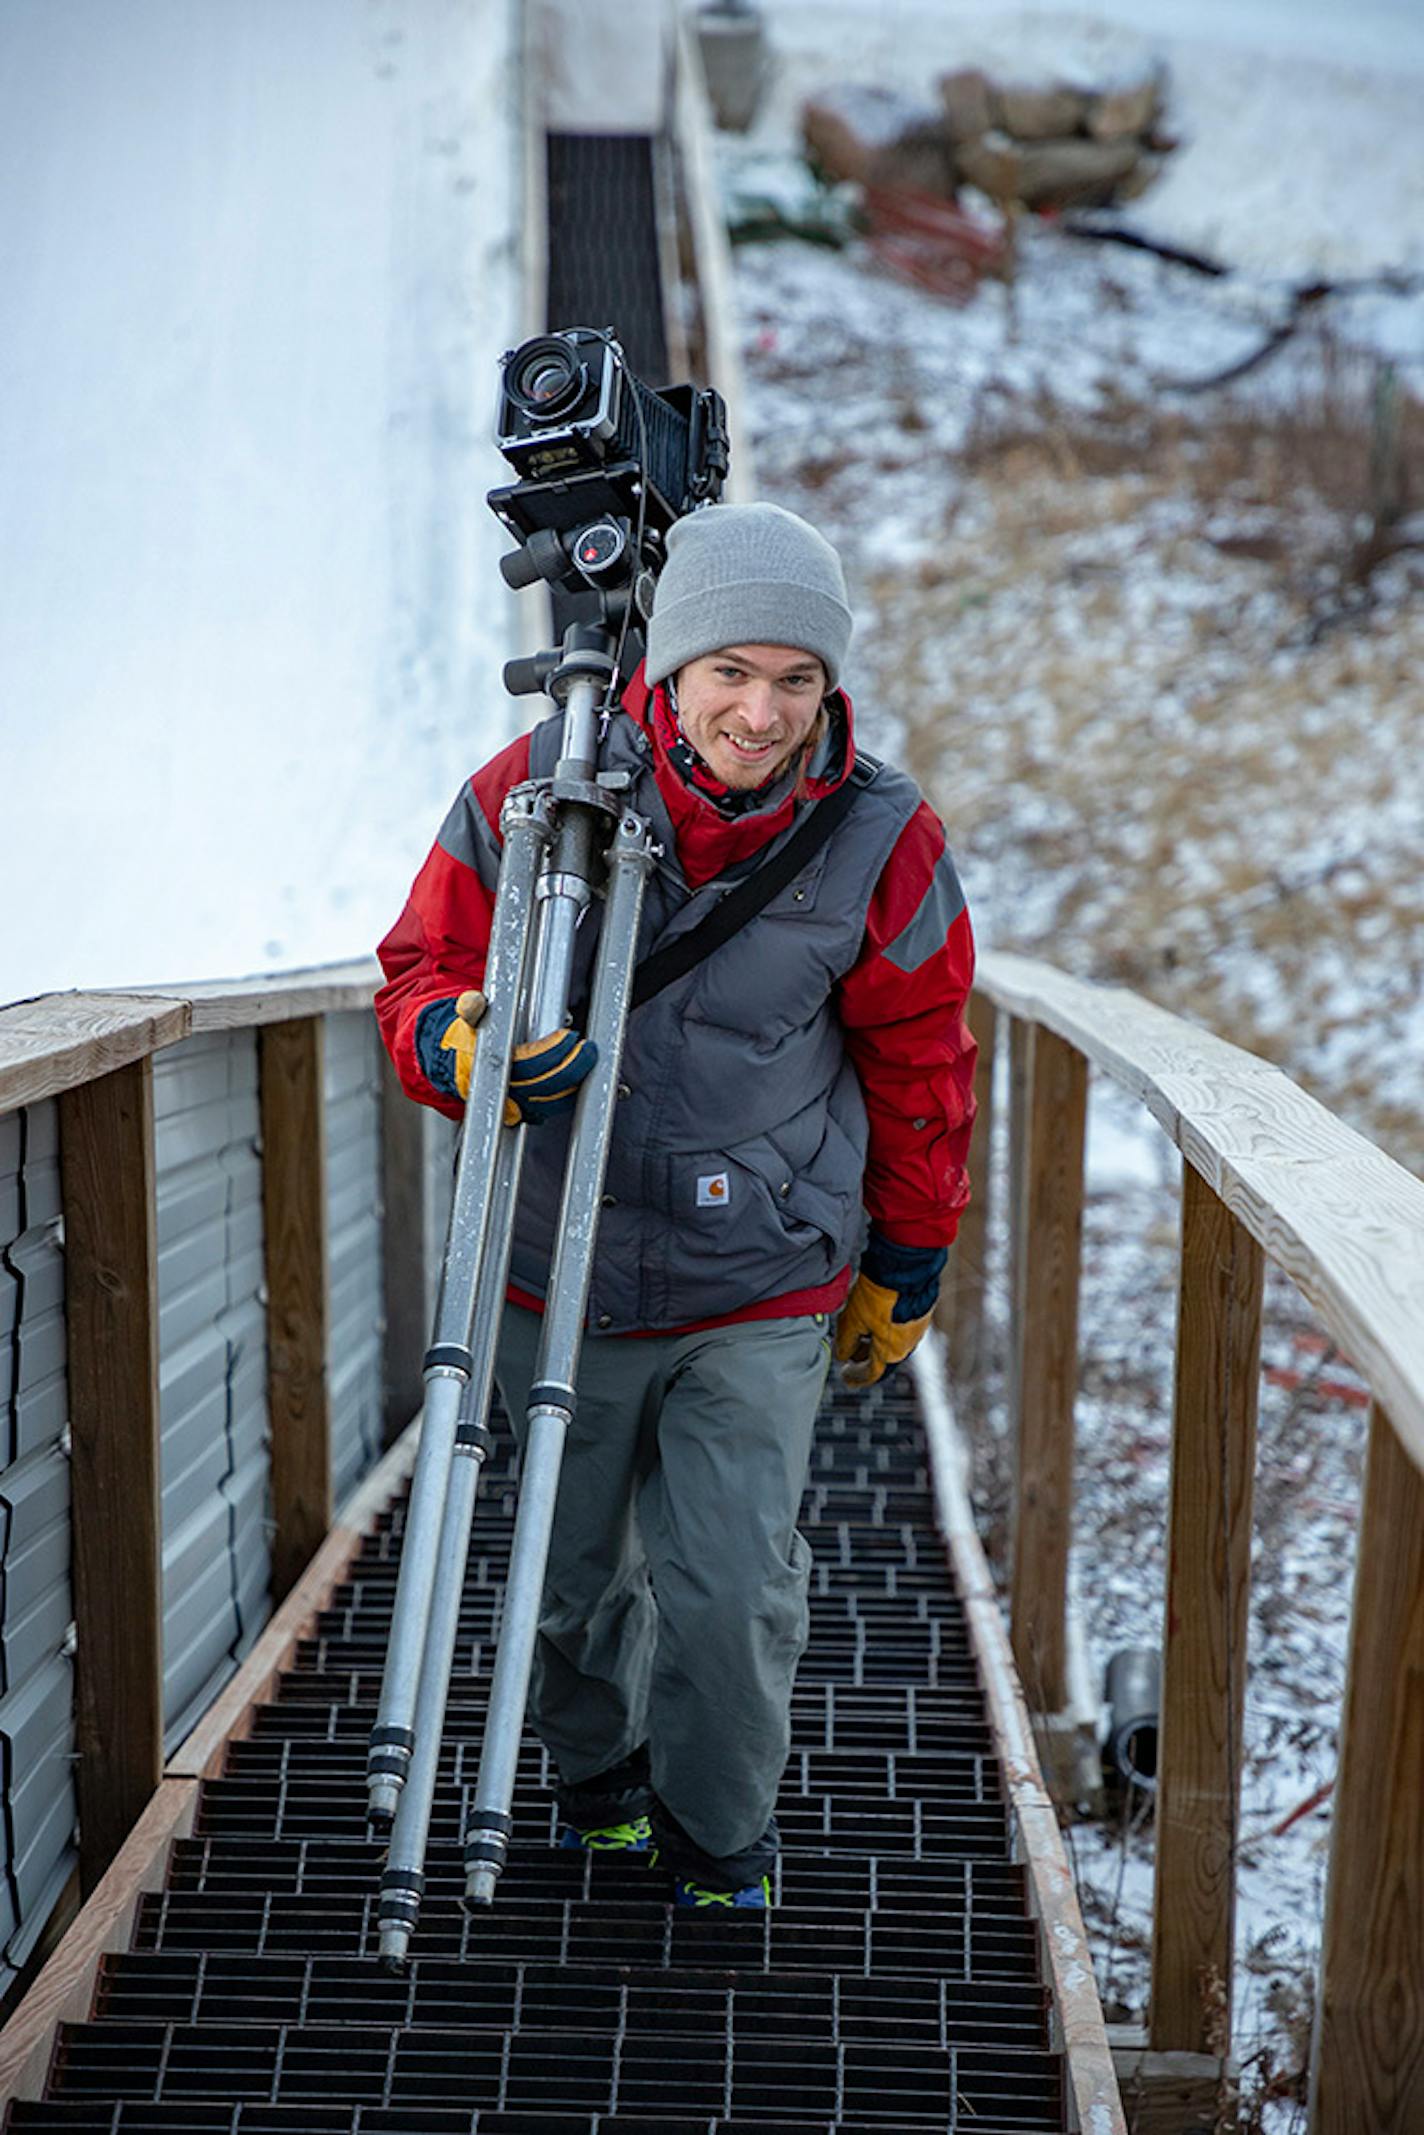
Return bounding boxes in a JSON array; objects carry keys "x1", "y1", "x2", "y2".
[
  {"x1": 559, "y1": 1815, "x2": 653, "y2": 1853},
  {"x1": 673, "y1": 1873, "x2": 771, "y2": 1909}
]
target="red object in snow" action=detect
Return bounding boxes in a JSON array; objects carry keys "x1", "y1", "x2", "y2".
[{"x1": 863, "y1": 183, "x2": 1007, "y2": 302}]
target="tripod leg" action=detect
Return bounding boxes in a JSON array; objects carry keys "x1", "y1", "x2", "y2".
[
  {"x1": 377, "y1": 1404, "x2": 485, "y2": 1966},
  {"x1": 375, "y1": 1089, "x2": 537, "y2": 1958},
  {"x1": 367, "y1": 788, "x2": 550, "y2": 1824},
  {"x1": 464, "y1": 810, "x2": 656, "y2": 1906}
]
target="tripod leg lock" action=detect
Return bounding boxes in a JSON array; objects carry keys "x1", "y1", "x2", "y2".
[
  {"x1": 367, "y1": 1724, "x2": 416, "y2": 1784},
  {"x1": 462, "y1": 1806, "x2": 515, "y2": 1909},
  {"x1": 463, "y1": 1836, "x2": 510, "y2": 1867},
  {"x1": 379, "y1": 1866, "x2": 426, "y2": 1916},
  {"x1": 455, "y1": 1417, "x2": 495, "y2": 1458},
  {"x1": 463, "y1": 1807, "x2": 514, "y2": 1855},
  {"x1": 424, "y1": 1343, "x2": 473, "y2": 1376},
  {"x1": 377, "y1": 1868, "x2": 427, "y2": 1966},
  {"x1": 527, "y1": 1382, "x2": 576, "y2": 1421}
]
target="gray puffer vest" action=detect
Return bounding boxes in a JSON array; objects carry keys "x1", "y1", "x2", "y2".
[{"x1": 509, "y1": 709, "x2": 923, "y2": 1331}]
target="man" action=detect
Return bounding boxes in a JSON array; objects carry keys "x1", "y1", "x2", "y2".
[{"x1": 376, "y1": 503, "x2": 975, "y2": 1908}]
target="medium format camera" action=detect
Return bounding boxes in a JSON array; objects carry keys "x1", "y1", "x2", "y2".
[{"x1": 490, "y1": 328, "x2": 729, "y2": 563}]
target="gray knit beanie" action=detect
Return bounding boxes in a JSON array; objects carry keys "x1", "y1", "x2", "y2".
[{"x1": 644, "y1": 502, "x2": 853, "y2": 688}]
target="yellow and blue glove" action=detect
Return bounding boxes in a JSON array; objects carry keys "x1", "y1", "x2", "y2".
[
  {"x1": 505, "y1": 1024, "x2": 599, "y2": 1124},
  {"x1": 834, "y1": 1229, "x2": 948, "y2": 1389},
  {"x1": 415, "y1": 991, "x2": 597, "y2": 1125}
]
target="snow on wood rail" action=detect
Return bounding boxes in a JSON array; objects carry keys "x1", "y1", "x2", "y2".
[
  {"x1": 0, "y1": 953, "x2": 1133, "y2": 2128},
  {"x1": 0, "y1": 961, "x2": 381, "y2": 1115},
  {"x1": 0, "y1": 960, "x2": 399, "y2": 2015},
  {"x1": 975, "y1": 947, "x2": 1424, "y2": 1467},
  {"x1": 949, "y1": 946, "x2": 1424, "y2": 2133}
]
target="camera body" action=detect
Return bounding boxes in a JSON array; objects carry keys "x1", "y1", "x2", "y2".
[{"x1": 489, "y1": 328, "x2": 728, "y2": 564}]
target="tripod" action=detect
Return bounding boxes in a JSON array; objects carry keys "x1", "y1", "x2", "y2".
[{"x1": 366, "y1": 614, "x2": 656, "y2": 1966}]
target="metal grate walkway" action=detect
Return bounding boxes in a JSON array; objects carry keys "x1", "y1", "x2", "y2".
[
  {"x1": 10, "y1": 1379, "x2": 1069, "y2": 2131},
  {"x1": 545, "y1": 134, "x2": 670, "y2": 385}
]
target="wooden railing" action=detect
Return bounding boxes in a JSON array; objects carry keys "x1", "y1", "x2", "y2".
[
  {"x1": 0, "y1": 960, "x2": 418, "y2": 1977},
  {"x1": 941, "y1": 948, "x2": 1424, "y2": 2134},
  {"x1": 12, "y1": 941, "x2": 1419, "y2": 2126}
]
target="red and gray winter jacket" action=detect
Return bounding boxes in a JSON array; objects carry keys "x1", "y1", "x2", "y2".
[{"x1": 376, "y1": 666, "x2": 976, "y2": 1333}]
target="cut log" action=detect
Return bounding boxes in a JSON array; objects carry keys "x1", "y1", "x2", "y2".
[
  {"x1": 939, "y1": 67, "x2": 993, "y2": 144},
  {"x1": 954, "y1": 131, "x2": 1024, "y2": 204},
  {"x1": 1088, "y1": 73, "x2": 1162, "y2": 140},
  {"x1": 1115, "y1": 151, "x2": 1166, "y2": 204},
  {"x1": 958, "y1": 130, "x2": 1141, "y2": 210},
  {"x1": 993, "y1": 81, "x2": 1092, "y2": 141},
  {"x1": 802, "y1": 85, "x2": 955, "y2": 197}
]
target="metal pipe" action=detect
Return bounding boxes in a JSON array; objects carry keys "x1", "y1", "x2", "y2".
[
  {"x1": 377, "y1": 1427, "x2": 486, "y2": 1966},
  {"x1": 537, "y1": 815, "x2": 653, "y2": 1375},
  {"x1": 372, "y1": 999, "x2": 531, "y2": 1938},
  {"x1": 365, "y1": 1366, "x2": 464, "y2": 1824},
  {"x1": 365, "y1": 792, "x2": 548, "y2": 1822},
  {"x1": 554, "y1": 671, "x2": 602, "y2": 778},
  {"x1": 1103, "y1": 1645, "x2": 1161, "y2": 1789},
  {"x1": 463, "y1": 815, "x2": 655, "y2": 1906},
  {"x1": 463, "y1": 1402, "x2": 569, "y2": 1908},
  {"x1": 524, "y1": 673, "x2": 602, "y2": 1037},
  {"x1": 434, "y1": 792, "x2": 549, "y2": 1348}
]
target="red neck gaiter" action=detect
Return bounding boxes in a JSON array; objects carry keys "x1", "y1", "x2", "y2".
[{"x1": 622, "y1": 665, "x2": 853, "y2": 890}]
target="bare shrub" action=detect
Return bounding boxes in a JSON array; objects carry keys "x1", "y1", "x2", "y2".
[{"x1": 957, "y1": 321, "x2": 1424, "y2": 610}]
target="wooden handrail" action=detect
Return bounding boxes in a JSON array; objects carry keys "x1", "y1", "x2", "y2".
[
  {"x1": 0, "y1": 957, "x2": 407, "y2": 1999},
  {"x1": 672, "y1": 9, "x2": 757, "y2": 502},
  {"x1": 959, "y1": 946, "x2": 1424, "y2": 2131},
  {"x1": 977, "y1": 947, "x2": 1424, "y2": 1470},
  {"x1": 0, "y1": 958, "x2": 379, "y2": 1116}
]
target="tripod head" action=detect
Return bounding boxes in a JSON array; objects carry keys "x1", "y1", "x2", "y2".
[{"x1": 488, "y1": 326, "x2": 729, "y2": 699}]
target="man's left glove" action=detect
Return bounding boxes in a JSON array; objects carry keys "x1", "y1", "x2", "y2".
[
  {"x1": 834, "y1": 1230, "x2": 948, "y2": 1389},
  {"x1": 416, "y1": 990, "x2": 597, "y2": 1124},
  {"x1": 505, "y1": 1024, "x2": 599, "y2": 1125}
]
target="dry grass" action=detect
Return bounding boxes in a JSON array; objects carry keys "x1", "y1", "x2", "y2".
[
  {"x1": 959, "y1": 325, "x2": 1424, "y2": 601},
  {"x1": 861, "y1": 385, "x2": 1424, "y2": 1173}
]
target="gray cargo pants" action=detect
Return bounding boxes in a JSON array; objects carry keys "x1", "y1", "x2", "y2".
[{"x1": 494, "y1": 1302, "x2": 831, "y2": 1886}]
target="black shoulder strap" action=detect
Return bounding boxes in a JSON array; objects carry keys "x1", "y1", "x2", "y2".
[{"x1": 629, "y1": 754, "x2": 880, "y2": 1012}]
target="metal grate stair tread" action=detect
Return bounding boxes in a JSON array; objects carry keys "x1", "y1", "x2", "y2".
[
  {"x1": 12, "y1": 2109, "x2": 1060, "y2": 2133},
  {"x1": 93, "y1": 1950, "x2": 1050, "y2": 2043},
  {"x1": 12, "y1": 1383, "x2": 1068, "y2": 2132},
  {"x1": 47, "y1": 2014, "x2": 1065, "y2": 2120}
]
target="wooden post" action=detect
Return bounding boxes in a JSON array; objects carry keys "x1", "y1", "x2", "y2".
[
  {"x1": 1150, "y1": 1166, "x2": 1264, "y2": 2055},
  {"x1": 1009, "y1": 1023, "x2": 1088, "y2": 1711},
  {"x1": 939, "y1": 989, "x2": 997, "y2": 1394},
  {"x1": 1004, "y1": 1014, "x2": 1032, "y2": 1442},
  {"x1": 60, "y1": 1058, "x2": 164, "y2": 1896},
  {"x1": 379, "y1": 1045, "x2": 427, "y2": 1447},
  {"x1": 259, "y1": 1017, "x2": 332, "y2": 1602},
  {"x1": 1308, "y1": 1403, "x2": 1424, "y2": 2132}
]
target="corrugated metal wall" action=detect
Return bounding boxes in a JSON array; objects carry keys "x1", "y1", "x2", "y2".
[
  {"x1": 153, "y1": 1031, "x2": 272, "y2": 1750},
  {"x1": 324, "y1": 1014, "x2": 385, "y2": 1508},
  {"x1": 0, "y1": 1009, "x2": 416, "y2": 1986},
  {"x1": 0, "y1": 1102, "x2": 76, "y2": 1995}
]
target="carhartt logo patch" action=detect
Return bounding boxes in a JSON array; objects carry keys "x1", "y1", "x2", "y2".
[{"x1": 696, "y1": 1172, "x2": 730, "y2": 1208}]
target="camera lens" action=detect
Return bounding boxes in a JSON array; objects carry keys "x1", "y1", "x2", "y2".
[{"x1": 507, "y1": 336, "x2": 587, "y2": 424}]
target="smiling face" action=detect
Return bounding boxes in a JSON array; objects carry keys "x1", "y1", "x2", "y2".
[{"x1": 674, "y1": 644, "x2": 827, "y2": 790}]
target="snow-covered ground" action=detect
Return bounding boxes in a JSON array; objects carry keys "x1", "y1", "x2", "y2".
[
  {"x1": 978, "y1": 1076, "x2": 1367, "y2": 2118},
  {"x1": 0, "y1": 0, "x2": 524, "y2": 1006},
  {"x1": 4, "y1": 0, "x2": 1419, "y2": 1013},
  {"x1": 2, "y1": 0, "x2": 1417, "y2": 2112},
  {"x1": 738, "y1": 226, "x2": 1424, "y2": 1171},
  {"x1": 746, "y1": 0, "x2": 1424, "y2": 281},
  {"x1": 729, "y1": 2, "x2": 1422, "y2": 2121}
]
